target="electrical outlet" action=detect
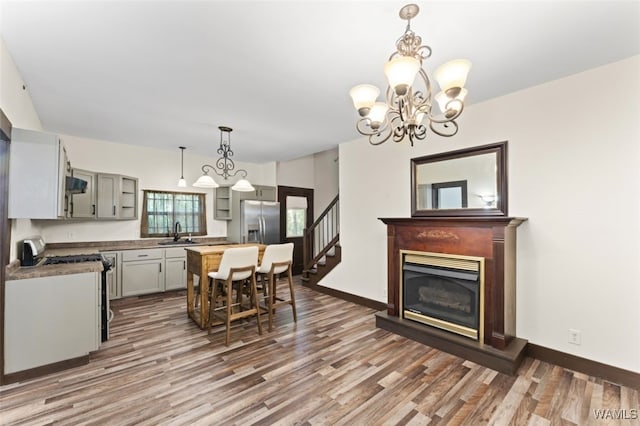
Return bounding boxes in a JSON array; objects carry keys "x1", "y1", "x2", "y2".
[
  {"x1": 67, "y1": 231, "x2": 74, "y2": 240},
  {"x1": 568, "y1": 329, "x2": 581, "y2": 345}
]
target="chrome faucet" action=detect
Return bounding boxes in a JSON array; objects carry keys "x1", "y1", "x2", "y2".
[{"x1": 173, "y1": 221, "x2": 181, "y2": 241}]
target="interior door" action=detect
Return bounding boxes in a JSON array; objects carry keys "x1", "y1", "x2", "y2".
[{"x1": 278, "y1": 186, "x2": 314, "y2": 275}]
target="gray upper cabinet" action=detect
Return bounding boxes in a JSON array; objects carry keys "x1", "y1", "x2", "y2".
[
  {"x1": 97, "y1": 174, "x2": 119, "y2": 219},
  {"x1": 70, "y1": 169, "x2": 97, "y2": 218},
  {"x1": 96, "y1": 173, "x2": 138, "y2": 220},
  {"x1": 241, "y1": 185, "x2": 276, "y2": 201},
  {"x1": 214, "y1": 186, "x2": 232, "y2": 220},
  {"x1": 8, "y1": 128, "x2": 70, "y2": 219}
]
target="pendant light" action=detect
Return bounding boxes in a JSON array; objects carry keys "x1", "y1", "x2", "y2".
[
  {"x1": 193, "y1": 126, "x2": 255, "y2": 192},
  {"x1": 177, "y1": 146, "x2": 187, "y2": 187}
]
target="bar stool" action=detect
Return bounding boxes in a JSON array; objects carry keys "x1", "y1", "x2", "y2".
[
  {"x1": 207, "y1": 246, "x2": 262, "y2": 345},
  {"x1": 256, "y1": 243, "x2": 296, "y2": 331}
]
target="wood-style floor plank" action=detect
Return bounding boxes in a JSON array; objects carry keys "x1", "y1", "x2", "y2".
[{"x1": 1, "y1": 279, "x2": 637, "y2": 425}]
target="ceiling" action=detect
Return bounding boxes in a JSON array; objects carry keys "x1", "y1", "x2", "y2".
[{"x1": 1, "y1": 1, "x2": 639, "y2": 163}]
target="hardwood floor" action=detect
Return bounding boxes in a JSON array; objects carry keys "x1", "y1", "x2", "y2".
[{"x1": 1, "y1": 279, "x2": 638, "y2": 425}]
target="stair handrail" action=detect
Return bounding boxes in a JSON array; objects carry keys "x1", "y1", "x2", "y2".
[{"x1": 303, "y1": 194, "x2": 339, "y2": 272}]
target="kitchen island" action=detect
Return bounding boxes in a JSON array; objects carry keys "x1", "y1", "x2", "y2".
[{"x1": 186, "y1": 244, "x2": 265, "y2": 329}]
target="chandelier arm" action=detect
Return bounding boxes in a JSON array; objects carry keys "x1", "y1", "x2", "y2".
[
  {"x1": 429, "y1": 102, "x2": 465, "y2": 124},
  {"x1": 368, "y1": 126, "x2": 394, "y2": 145},
  {"x1": 429, "y1": 120, "x2": 459, "y2": 137}
]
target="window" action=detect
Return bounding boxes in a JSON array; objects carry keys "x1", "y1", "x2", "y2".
[
  {"x1": 141, "y1": 190, "x2": 207, "y2": 237},
  {"x1": 286, "y1": 196, "x2": 308, "y2": 238}
]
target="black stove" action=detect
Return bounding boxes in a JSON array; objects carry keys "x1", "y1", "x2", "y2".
[{"x1": 43, "y1": 254, "x2": 108, "y2": 265}]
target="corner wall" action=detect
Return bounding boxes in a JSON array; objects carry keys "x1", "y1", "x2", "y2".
[{"x1": 324, "y1": 56, "x2": 640, "y2": 372}]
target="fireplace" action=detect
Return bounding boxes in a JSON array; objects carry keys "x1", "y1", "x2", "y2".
[
  {"x1": 377, "y1": 217, "x2": 528, "y2": 375},
  {"x1": 401, "y1": 251, "x2": 483, "y2": 340}
]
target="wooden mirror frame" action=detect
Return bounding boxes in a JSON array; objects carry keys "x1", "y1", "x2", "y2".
[{"x1": 411, "y1": 141, "x2": 508, "y2": 217}]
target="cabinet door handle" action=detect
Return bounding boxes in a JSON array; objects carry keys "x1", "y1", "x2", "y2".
[
  {"x1": 113, "y1": 205, "x2": 116, "y2": 215},
  {"x1": 159, "y1": 263, "x2": 162, "y2": 273},
  {"x1": 92, "y1": 204, "x2": 96, "y2": 215},
  {"x1": 138, "y1": 254, "x2": 148, "y2": 257},
  {"x1": 70, "y1": 202, "x2": 74, "y2": 216},
  {"x1": 183, "y1": 260, "x2": 186, "y2": 270}
]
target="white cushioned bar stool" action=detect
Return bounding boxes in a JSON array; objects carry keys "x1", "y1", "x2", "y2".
[
  {"x1": 207, "y1": 246, "x2": 262, "y2": 345},
  {"x1": 256, "y1": 243, "x2": 296, "y2": 331}
]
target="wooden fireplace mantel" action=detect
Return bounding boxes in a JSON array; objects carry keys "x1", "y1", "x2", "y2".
[{"x1": 379, "y1": 216, "x2": 527, "y2": 352}]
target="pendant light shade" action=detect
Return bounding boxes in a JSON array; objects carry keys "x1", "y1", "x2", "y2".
[
  {"x1": 193, "y1": 173, "x2": 219, "y2": 188},
  {"x1": 231, "y1": 178, "x2": 255, "y2": 192}
]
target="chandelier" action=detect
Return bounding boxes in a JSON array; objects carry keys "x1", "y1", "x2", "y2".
[
  {"x1": 349, "y1": 4, "x2": 471, "y2": 146},
  {"x1": 192, "y1": 126, "x2": 255, "y2": 192}
]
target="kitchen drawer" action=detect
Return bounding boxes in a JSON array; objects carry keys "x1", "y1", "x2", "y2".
[
  {"x1": 121, "y1": 248, "x2": 162, "y2": 262},
  {"x1": 165, "y1": 247, "x2": 187, "y2": 259}
]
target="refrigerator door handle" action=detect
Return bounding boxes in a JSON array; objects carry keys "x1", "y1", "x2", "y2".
[
  {"x1": 261, "y1": 216, "x2": 266, "y2": 244},
  {"x1": 258, "y1": 215, "x2": 264, "y2": 244}
]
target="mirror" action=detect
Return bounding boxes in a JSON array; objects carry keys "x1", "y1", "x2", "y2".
[{"x1": 411, "y1": 141, "x2": 508, "y2": 217}]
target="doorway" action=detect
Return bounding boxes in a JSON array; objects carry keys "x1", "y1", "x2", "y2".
[{"x1": 277, "y1": 186, "x2": 313, "y2": 275}]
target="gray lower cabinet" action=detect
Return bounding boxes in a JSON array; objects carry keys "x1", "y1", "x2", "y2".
[
  {"x1": 116, "y1": 247, "x2": 187, "y2": 297},
  {"x1": 5, "y1": 272, "x2": 100, "y2": 374},
  {"x1": 102, "y1": 251, "x2": 120, "y2": 300},
  {"x1": 121, "y1": 249, "x2": 164, "y2": 297},
  {"x1": 164, "y1": 247, "x2": 187, "y2": 290}
]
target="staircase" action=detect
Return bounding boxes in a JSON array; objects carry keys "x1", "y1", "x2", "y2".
[{"x1": 301, "y1": 195, "x2": 340, "y2": 286}]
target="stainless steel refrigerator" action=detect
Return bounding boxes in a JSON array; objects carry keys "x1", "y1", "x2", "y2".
[{"x1": 240, "y1": 200, "x2": 280, "y2": 244}]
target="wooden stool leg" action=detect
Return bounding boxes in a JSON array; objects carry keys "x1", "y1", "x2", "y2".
[
  {"x1": 251, "y1": 273, "x2": 263, "y2": 336},
  {"x1": 207, "y1": 278, "x2": 218, "y2": 334},
  {"x1": 225, "y1": 278, "x2": 233, "y2": 346},
  {"x1": 287, "y1": 267, "x2": 297, "y2": 322},
  {"x1": 267, "y1": 272, "x2": 275, "y2": 331}
]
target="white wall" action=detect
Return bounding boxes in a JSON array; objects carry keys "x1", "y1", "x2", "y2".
[
  {"x1": 1, "y1": 37, "x2": 44, "y2": 261},
  {"x1": 325, "y1": 56, "x2": 640, "y2": 373},
  {"x1": 313, "y1": 147, "x2": 339, "y2": 217},
  {"x1": 277, "y1": 147, "x2": 339, "y2": 218},
  {"x1": 276, "y1": 155, "x2": 315, "y2": 189},
  {"x1": 37, "y1": 134, "x2": 276, "y2": 243}
]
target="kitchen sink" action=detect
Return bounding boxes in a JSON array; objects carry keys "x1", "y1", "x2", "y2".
[{"x1": 157, "y1": 240, "x2": 197, "y2": 246}]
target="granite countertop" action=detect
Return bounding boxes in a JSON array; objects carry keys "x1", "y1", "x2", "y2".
[
  {"x1": 6, "y1": 237, "x2": 231, "y2": 280},
  {"x1": 6, "y1": 259, "x2": 104, "y2": 281},
  {"x1": 46, "y1": 236, "x2": 230, "y2": 253}
]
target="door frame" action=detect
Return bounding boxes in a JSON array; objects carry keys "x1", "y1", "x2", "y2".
[
  {"x1": 1, "y1": 109, "x2": 13, "y2": 384},
  {"x1": 277, "y1": 185, "x2": 313, "y2": 275}
]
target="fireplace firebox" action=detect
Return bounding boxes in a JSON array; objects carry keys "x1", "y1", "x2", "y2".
[{"x1": 402, "y1": 252, "x2": 483, "y2": 340}]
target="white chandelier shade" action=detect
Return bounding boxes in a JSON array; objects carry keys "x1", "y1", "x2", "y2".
[
  {"x1": 193, "y1": 173, "x2": 219, "y2": 188},
  {"x1": 434, "y1": 59, "x2": 472, "y2": 95},
  {"x1": 349, "y1": 4, "x2": 472, "y2": 146},
  {"x1": 231, "y1": 178, "x2": 255, "y2": 192},
  {"x1": 384, "y1": 55, "x2": 421, "y2": 96},
  {"x1": 349, "y1": 84, "x2": 380, "y2": 116}
]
